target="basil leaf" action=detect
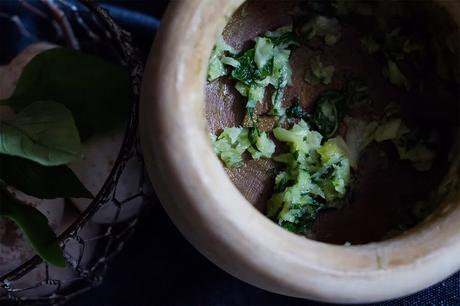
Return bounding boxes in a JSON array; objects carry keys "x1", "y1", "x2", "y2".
[
  {"x1": 0, "y1": 101, "x2": 81, "y2": 166},
  {"x1": 1, "y1": 48, "x2": 131, "y2": 140},
  {"x1": 0, "y1": 191, "x2": 65, "y2": 267},
  {"x1": 0, "y1": 154, "x2": 92, "y2": 199}
]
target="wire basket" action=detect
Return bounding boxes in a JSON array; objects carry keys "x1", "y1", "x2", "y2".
[{"x1": 0, "y1": 1, "x2": 152, "y2": 304}]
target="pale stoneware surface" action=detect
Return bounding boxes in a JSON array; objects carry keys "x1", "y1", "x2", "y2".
[{"x1": 140, "y1": 0, "x2": 460, "y2": 303}]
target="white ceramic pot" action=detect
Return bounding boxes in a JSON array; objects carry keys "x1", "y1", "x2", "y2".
[{"x1": 140, "y1": 1, "x2": 460, "y2": 303}]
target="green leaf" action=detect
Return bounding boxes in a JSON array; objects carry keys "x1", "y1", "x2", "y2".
[
  {"x1": 0, "y1": 190, "x2": 65, "y2": 267},
  {"x1": 1, "y1": 48, "x2": 131, "y2": 140},
  {"x1": 0, "y1": 154, "x2": 92, "y2": 199},
  {"x1": 0, "y1": 101, "x2": 81, "y2": 166}
]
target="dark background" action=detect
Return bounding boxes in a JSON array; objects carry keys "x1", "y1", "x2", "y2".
[{"x1": 70, "y1": 1, "x2": 460, "y2": 305}]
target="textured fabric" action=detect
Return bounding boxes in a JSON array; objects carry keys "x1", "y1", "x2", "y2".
[
  {"x1": 71, "y1": 202, "x2": 460, "y2": 306},
  {"x1": 381, "y1": 273, "x2": 460, "y2": 306}
]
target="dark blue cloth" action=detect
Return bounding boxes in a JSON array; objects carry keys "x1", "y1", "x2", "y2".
[
  {"x1": 71, "y1": 201, "x2": 460, "y2": 306},
  {"x1": 58, "y1": 2, "x2": 458, "y2": 305}
]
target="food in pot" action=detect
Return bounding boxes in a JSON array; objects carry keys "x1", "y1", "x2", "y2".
[{"x1": 207, "y1": 0, "x2": 459, "y2": 243}]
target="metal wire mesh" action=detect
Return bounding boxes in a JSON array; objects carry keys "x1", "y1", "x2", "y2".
[{"x1": 0, "y1": 1, "x2": 151, "y2": 304}]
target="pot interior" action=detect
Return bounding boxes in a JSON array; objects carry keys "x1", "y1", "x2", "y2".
[{"x1": 205, "y1": 0, "x2": 460, "y2": 245}]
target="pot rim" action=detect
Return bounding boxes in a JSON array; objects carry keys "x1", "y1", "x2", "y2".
[{"x1": 140, "y1": 0, "x2": 460, "y2": 303}]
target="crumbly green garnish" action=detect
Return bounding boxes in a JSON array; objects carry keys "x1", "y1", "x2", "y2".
[
  {"x1": 207, "y1": 0, "x2": 458, "y2": 238},
  {"x1": 344, "y1": 104, "x2": 439, "y2": 172},
  {"x1": 304, "y1": 55, "x2": 335, "y2": 86},
  {"x1": 211, "y1": 127, "x2": 275, "y2": 167},
  {"x1": 289, "y1": 79, "x2": 370, "y2": 139},
  {"x1": 268, "y1": 121, "x2": 350, "y2": 233},
  {"x1": 207, "y1": 34, "x2": 237, "y2": 82},
  {"x1": 208, "y1": 26, "x2": 299, "y2": 118},
  {"x1": 301, "y1": 15, "x2": 342, "y2": 46}
]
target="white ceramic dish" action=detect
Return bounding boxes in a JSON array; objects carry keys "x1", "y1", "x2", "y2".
[{"x1": 140, "y1": 1, "x2": 460, "y2": 303}]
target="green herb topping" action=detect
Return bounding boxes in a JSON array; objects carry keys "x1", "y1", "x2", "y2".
[
  {"x1": 208, "y1": 26, "x2": 299, "y2": 118},
  {"x1": 304, "y1": 55, "x2": 335, "y2": 86}
]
